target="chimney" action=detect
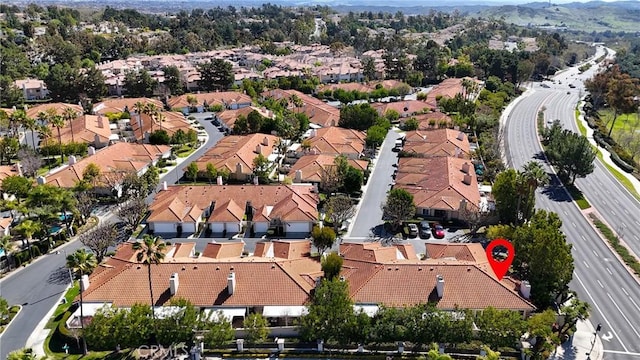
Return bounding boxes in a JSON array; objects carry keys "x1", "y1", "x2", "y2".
[
  {"x1": 80, "y1": 274, "x2": 90, "y2": 292},
  {"x1": 520, "y1": 281, "x2": 531, "y2": 299},
  {"x1": 236, "y1": 162, "x2": 243, "y2": 176},
  {"x1": 262, "y1": 136, "x2": 269, "y2": 146},
  {"x1": 170, "y1": 273, "x2": 179, "y2": 295},
  {"x1": 15, "y1": 163, "x2": 22, "y2": 176},
  {"x1": 315, "y1": 276, "x2": 322, "y2": 288},
  {"x1": 454, "y1": 147, "x2": 461, "y2": 158},
  {"x1": 162, "y1": 181, "x2": 168, "y2": 191},
  {"x1": 255, "y1": 144, "x2": 262, "y2": 154},
  {"x1": 94, "y1": 134, "x2": 101, "y2": 146},
  {"x1": 436, "y1": 275, "x2": 444, "y2": 298},
  {"x1": 36, "y1": 176, "x2": 46, "y2": 185},
  {"x1": 295, "y1": 169, "x2": 302, "y2": 182},
  {"x1": 217, "y1": 175, "x2": 223, "y2": 185},
  {"x1": 68, "y1": 155, "x2": 77, "y2": 165},
  {"x1": 227, "y1": 272, "x2": 236, "y2": 295},
  {"x1": 88, "y1": 146, "x2": 96, "y2": 155},
  {"x1": 462, "y1": 162, "x2": 470, "y2": 174},
  {"x1": 457, "y1": 131, "x2": 465, "y2": 141},
  {"x1": 310, "y1": 129, "x2": 317, "y2": 137},
  {"x1": 463, "y1": 174, "x2": 472, "y2": 185},
  {"x1": 253, "y1": 176, "x2": 259, "y2": 185}
]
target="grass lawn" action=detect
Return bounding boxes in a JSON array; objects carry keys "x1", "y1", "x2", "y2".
[
  {"x1": 173, "y1": 143, "x2": 197, "y2": 158},
  {"x1": 597, "y1": 109, "x2": 640, "y2": 139},
  {"x1": 595, "y1": 149, "x2": 640, "y2": 201},
  {"x1": 589, "y1": 213, "x2": 640, "y2": 276},
  {"x1": 0, "y1": 305, "x2": 21, "y2": 334},
  {"x1": 575, "y1": 108, "x2": 587, "y2": 136}
]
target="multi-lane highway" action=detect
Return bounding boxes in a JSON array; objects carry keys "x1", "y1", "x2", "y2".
[{"x1": 504, "y1": 48, "x2": 640, "y2": 359}]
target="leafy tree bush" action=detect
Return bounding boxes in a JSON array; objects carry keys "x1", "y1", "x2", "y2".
[{"x1": 149, "y1": 130, "x2": 170, "y2": 145}]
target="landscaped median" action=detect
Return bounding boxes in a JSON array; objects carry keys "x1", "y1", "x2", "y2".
[
  {"x1": 0, "y1": 301, "x2": 22, "y2": 336},
  {"x1": 588, "y1": 213, "x2": 640, "y2": 277}
]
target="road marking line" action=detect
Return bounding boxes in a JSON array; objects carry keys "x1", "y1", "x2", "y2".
[
  {"x1": 603, "y1": 350, "x2": 640, "y2": 357},
  {"x1": 606, "y1": 268, "x2": 613, "y2": 275},
  {"x1": 574, "y1": 272, "x2": 628, "y2": 352},
  {"x1": 622, "y1": 288, "x2": 629, "y2": 296},
  {"x1": 630, "y1": 297, "x2": 640, "y2": 313},
  {"x1": 583, "y1": 260, "x2": 590, "y2": 268},
  {"x1": 624, "y1": 209, "x2": 629, "y2": 215},
  {"x1": 614, "y1": 199, "x2": 619, "y2": 204},
  {"x1": 572, "y1": 222, "x2": 576, "y2": 227},
  {"x1": 606, "y1": 292, "x2": 640, "y2": 340},
  {"x1": 597, "y1": 279, "x2": 604, "y2": 288},
  {"x1": 593, "y1": 250, "x2": 599, "y2": 257},
  {"x1": 612, "y1": 210, "x2": 616, "y2": 216}
]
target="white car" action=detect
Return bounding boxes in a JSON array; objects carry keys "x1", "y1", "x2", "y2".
[{"x1": 408, "y1": 223, "x2": 418, "y2": 237}]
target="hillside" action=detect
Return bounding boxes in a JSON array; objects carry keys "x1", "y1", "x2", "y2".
[{"x1": 474, "y1": 3, "x2": 640, "y2": 32}]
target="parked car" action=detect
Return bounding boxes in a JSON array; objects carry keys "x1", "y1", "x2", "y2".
[
  {"x1": 431, "y1": 224, "x2": 445, "y2": 239},
  {"x1": 408, "y1": 223, "x2": 418, "y2": 237},
  {"x1": 419, "y1": 221, "x2": 431, "y2": 239}
]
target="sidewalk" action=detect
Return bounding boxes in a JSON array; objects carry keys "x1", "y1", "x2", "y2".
[
  {"x1": 576, "y1": 101, "x2": 640, "y2": 195},
  {"x1": 549, "y1": 320, "x2": 603, "y2": 360}
]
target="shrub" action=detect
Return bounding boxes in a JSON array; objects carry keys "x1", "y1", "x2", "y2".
[
  {"x1": 31, "y1": 246, "x2": 41, "y2": 257},
  {"x1": 610, "y1": 152, "x2": 636, "y2": 173}
]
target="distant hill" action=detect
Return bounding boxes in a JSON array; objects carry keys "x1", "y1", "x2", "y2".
[{"x1": 473, "y1": 2, "x2": 640, "y2": 32}]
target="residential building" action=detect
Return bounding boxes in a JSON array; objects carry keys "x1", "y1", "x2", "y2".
[
  {"x1": 0, "y1": 217, "x2": 11, "y2": 237},
  {"x1": 25, "y1": 103, "x2": 83, "y2": 120},
  {"x1": 372, "y1": 100, "x2": 433, "y2": 118},
  {"x1": 402, "y1": 129, "x2": 471, "y2": 159},
  {"x1": 146, "y1": 184, "x2": 319, "y2": 235},
  {"x1": 129, "y1": 111, "x2": 192, "y2": 142},
  {"x1": 288, "y1": 154, "x2": 368, "y2": 185},
  {"x1": 298, "y1": 127, "x2": 366, "y2": 159},
  {"x1": 215, "y1": 106, "x2": 274, "y2": 132},
  {"x1": 72, "y1": 240, "x2": 534, "y2": 329},
  {"x1": 167, "y1": 92, "x2": 252, "y2": 114},
  {"x1": 395, "y1": 157, "x2": 481, "y2": 220},
  {"x1": 0, "y1": 165, "x2": 21, "y2": 183},
  {"x1": 93, "y1": 97, "x2": 164, "y2": 115},
  {"x1": 50, "y1": 114, "x2": 114, "y2": 149},
  {"x1": 41, "y1": 142, "x2": 170, "y2": 195},
  {"x1": 13, "y1": 79, "x2": 49, "y2": 100},
  {"x1": 407, "y1": 111, "x2": 454, "y2": 130},
  {"x1": 189, "y1": 134, "x2": 279, "y2": 182}
]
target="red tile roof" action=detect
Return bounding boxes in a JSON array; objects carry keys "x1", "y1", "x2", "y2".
[
  {"x1": 302, "y1": 127, "x2": 366, "y2": 157},
  {"x1": 402, "y1": 129, "x2": 471, "y2": 159},
  {"x1": 190, "y1": 134, "x2": 279, "y2": 176},
  {"x1": 288, "y1": 154, "x2": 368, "y2": 183},
  {"x1": 395, "y1": 157, "x2": 481, "y2": 212},
  {"x1": 167, "y1": 92, "x2": 252, "y2": 109}
]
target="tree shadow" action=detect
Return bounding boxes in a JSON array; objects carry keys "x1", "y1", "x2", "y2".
[
  {"x1": 540, "y1": 174, "x2": 573, "y2": 203},
  {"x1": 533, "y1": 151, "x2": 548, "y2": 162},
  {"x1": 47, "y1": 266, "x2": 72, "y2": 285}
]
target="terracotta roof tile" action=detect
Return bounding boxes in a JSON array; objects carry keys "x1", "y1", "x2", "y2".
[
  {"x1": 402, "y1": 129, "x2": 470, "y2": 159},
  {"x1": 302, "y1": 127, "x2": 366, "y2": 157},
  {"x1": 190, "y1": 134, "x2": 279, "y2": 176},
  {"x1": 201, "y1": 242, "x2": 245, "y2": 259},
  {"x1": 26, "y1": 103, "x2": 83, "y2": 119}
]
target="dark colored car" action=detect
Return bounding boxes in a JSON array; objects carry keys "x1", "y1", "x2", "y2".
[
  {"x1": 432, "y1": 224, "x2": 445, "y2": 239},
  {"x1": 419, "y1": 221, "x2": 431, "y2": 239}
]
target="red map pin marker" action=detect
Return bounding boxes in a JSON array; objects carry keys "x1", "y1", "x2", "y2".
[{"x1": 485, "y1": 238, "x2": 515, "y2": 280}]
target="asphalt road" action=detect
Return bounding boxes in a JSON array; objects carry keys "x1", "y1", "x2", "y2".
[
  {"x1": 0, "y1": 113, "x2": 223, "y2": 359},
  {"x1": 504, "y1": 60, "x2": 640, "y2": 358},
  {"x1": 347, "y1": 130, "x2": 399, "y2": 239}
]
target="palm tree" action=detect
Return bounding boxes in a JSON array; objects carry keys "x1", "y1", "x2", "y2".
[
  {"x1": 7, "y1": 109, "x2": 27, "y2": 138},
  {"x1": 145, "y1": 103, "x2": 159, "y2": 133},
  {"x1": 132, "y1": 235, "x2": 167, "y2": 320},
  {"x1": 14, "y1": 220, "x2": 40, "y2": 259},
  {"x1": 46, "y1": 109, "x2": 66, "y2": 163},
  {"x1": 0, "y1": 235, "x2": 15, "y2": 270},
  {"x1": 62, "y1": 108, "x2": 79, "y2": 143},
  {"x1": 516, "y1": 161, "x2": 550, "y2": 223},
  {"x1": 21, "y1": 115, "x2": 38, "y2": 151},
  {"x1": 66, "y1": 249, "x2": 98, "y2": 355},
  {"x1": 133, "y1": 101, "x2": 146, "y2": 141},
  {"x1": 155, "y1": 111, "x2": 165, "y2": 131}
]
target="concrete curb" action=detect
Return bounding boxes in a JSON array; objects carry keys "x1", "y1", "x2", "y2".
[
  {"x1": 25, "y1": 283, "x2": 72, "y2": 357},
  {"x1": 0, "y1": 304, "x2": 23, "y2": 339}
]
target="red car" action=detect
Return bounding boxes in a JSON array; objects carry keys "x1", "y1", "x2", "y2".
[{"x1": 431, "y1": 224, "x2": 445, "y2": 239}]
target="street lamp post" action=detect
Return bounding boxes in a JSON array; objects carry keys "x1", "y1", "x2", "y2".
[
  {"x1": 586, "y1": 323, "x2": 602, "y2": 358},
  {"x1": 60, "y1": 249, "x2": 73, "y2": 285}
]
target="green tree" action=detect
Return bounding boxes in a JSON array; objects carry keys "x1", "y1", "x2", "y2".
[
  {"x1": 48, "y1": 109, "x2": 66, "y2": 163},
  {"x1": 546, "y1": 129, "x2": 596, "y2": 184},
  {"x1": 7, "y1": 348, "x2": 37, "y2": 360},
  {"x1": 402, "y1": 118, "x2": 419, "y2": 131},
  {"x1": 82, "y1": 162, "x2": 101, "y2": 186},
  {"x1": 492, "y1": 169, "x2": 519, "y2": 225},
  {"x1": 205, "y1": 163, "x2": 218, "y2": 184},
  {"x1": 342, "y1": 166, "x2": 364, "y2": 195},
  {"x1": 62, "y1": 107, "x2": 78, "y2": 143},
  {"x1": 1, "y1": 175, "x2": 31, "y2": 201},
  {"x1": 149, "y1": 130, "x2": 170, "y2": 145},
  {"x1": 512, "y1": 210, "x2": 574, "y2": 308},
  {"x1": 474, "y1": 307, "x2": 527, "y2": 349},
  {"x1": 605, "y1": 71, "x2": 639, "y2": 137},
  {"x1": 0, "y1": 236, "x2": 15, "y2": 270},
  {"x1": 45, "y1": 63, "x2": 80, "y2": 102},
  {"x1": 132, "y1": 235, "x2": 167, "y2": 319},
  {"x1": 382, "y1": 188, "x2": 416, "y2": 230},
  {"x1": 243, "y1": 313, "x2": 269, "y2": 347},
  {"x1": 66, "y1": 249, "x2": 98, "y2": 354},
  {"x1": 252, "y1": 154, "x2": 271, "y2": 184},
  {"x1": 298, "y1": 278, "x2": 356, "y2": 346},
  {"x1": 0, "y1": 137, "x2": 20, "y2": 165},
  {"x1": 141, "y1": 165, "x2": 160, "y2": 194},
  {"x1": 324, "y1": 195, "x2": 355, "y2": 232},
  {"x1": 556, "y1": 296, "x2": 590, "y2": 341},
  {"x1": 156, "y1": 298, "x2": 200, "y2": 345},
  {"x1": 199, "y1": 311, "x2": 234, "y2": 349},
  {"x1": 186, "y1": 162, "x2": 199, "y2": 183},
  {"x1": 162, "y1": 65, "x2": 183, "y2": 95},
  {"x1": 519, "y1": 161, "x2": 549, "y2": 222},
  {"x1": 526, "y1": 310, "x2": 559, "y2": 360},
  {"x1": 198, "y1": 59, "x2": 233, "y2": 91},
  {"x1": 365, "y1": 125, "x2": 387, "y2": 148},
  {"x1": 124, "y1": 69, "x2": 158, "y2": 98},
  {"x1": 80, "y1": 65, "x2": 107, "y2": 101},
  {"x1": 339, "y1": 103, "x2": 380, "y2": 131},
  {"x1": 321, "y1": 252, "x2": 343, "y2": 280},
  {"x1": 0, "y1": 76, "x2": 25, "y2": 107},
  {"x1": 15, "y1": 220, "x2": 41, "y2": 259},
  {"x1": 311, "y1": 226, "x2": 337, "y2": 255}
]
